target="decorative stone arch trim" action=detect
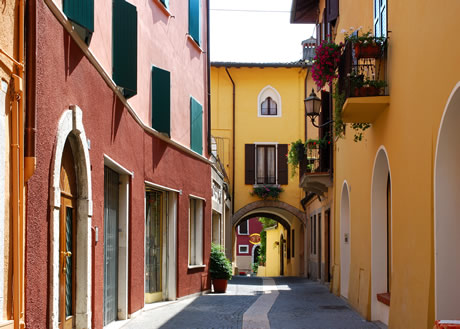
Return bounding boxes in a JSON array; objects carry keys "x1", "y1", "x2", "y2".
[
  {"x1": 49, "y1": 105, "x2": 92, "y2": 329},
  {"x1": 232, "y1": 200, "x2": 306, "y2": 227},
  {"x1": 257, "y1": 85, "x2": 282, "y2": 117},
  {"x1": 370, "y1": 146, "x2": 391, "y2": 325}
]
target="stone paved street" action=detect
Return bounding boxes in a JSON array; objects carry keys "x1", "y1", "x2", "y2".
[{"x1": 122, "y1": 277, "x2": 381, "y2": 329}]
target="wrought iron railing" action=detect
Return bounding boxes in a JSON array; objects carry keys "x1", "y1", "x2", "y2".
[
  {"x1": 299, "y1": 142, "x2": 332, "y2": 183},
  {"x1": 338, "y1": 39, "x2": 388, "y2": 100}
]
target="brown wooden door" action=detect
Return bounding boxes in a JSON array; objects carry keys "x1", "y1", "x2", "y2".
[{"x1": 59, "y1": 141, "x2": 77, "y2": 329}]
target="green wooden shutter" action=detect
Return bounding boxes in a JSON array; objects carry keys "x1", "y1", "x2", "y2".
[
  {"x1": 113, "y1": 0, "x2": 138, "y2": 99},
  {"x1": 190, "y1": 97, "x2": 203, "y2": 154},
  {"x1": 63, "y1": 0, "x2": 94, "y2": 32},
  {"x1": 151, "y1": 66, "x2": 170, "y2": 136},
  {"x1": 188, "y1": 0, "x2": 201, "y2": 45}
]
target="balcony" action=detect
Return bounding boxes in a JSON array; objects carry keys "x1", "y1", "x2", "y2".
[
  {"x1": 299, "y1": 142, "x2": 332, "y2": 197},
  {"x1": 338, "y1": 40, "x2": 390, "y2": 123}
]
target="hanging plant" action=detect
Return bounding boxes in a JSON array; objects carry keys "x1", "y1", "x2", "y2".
[
  {"x1": 287, "y1": 140, "x2": 305, "y2": 177},
  {"x1": 311, "y1": 40, "x2": 343, "y2": 89}
]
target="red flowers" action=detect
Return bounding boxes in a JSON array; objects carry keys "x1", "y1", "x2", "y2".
[{"x1": 311, "y1": 40, "x2": 343, "y2": 89}]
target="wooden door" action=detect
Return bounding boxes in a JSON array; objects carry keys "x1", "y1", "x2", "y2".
[
  {"x1": 59, "y1": 141, "x2": 77, "y2": 329},
  {"x1": 145, "y1": 190, "x2": 163, "y2": 303}
]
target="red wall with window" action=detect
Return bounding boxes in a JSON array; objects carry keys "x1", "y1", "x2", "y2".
[{"x1": 236, "y1": 218, "x2": 263, "y2": 256}]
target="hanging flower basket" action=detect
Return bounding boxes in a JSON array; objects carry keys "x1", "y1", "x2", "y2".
[
  {"x1": 354, "y1": 43, "x2": 382, "y2": 59},
  {"x1": 251, "y1": 185, "x2": 283, "y2": 200},
  {"x1": 311, "y1": 40, "x2": 343, "y2": 89}
]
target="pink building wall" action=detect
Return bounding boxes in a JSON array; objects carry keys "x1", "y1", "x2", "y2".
[
  {"x1": 51, "y1": 0, "x2": 207, "y2": 147},
  {"x1": 25, "y1": 1, "x2": 211, "y2": 328}
]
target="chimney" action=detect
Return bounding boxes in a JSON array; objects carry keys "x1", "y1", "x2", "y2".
[{"x1": 302, "y1": 37, "x2": 316, "y2": 62}]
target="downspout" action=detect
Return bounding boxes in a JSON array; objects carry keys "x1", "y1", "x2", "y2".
[
  {"x1": 206, "y1": 0, "x2": 211, "y2": 155},
  {"x1": 224, "y1": 67, "x2": 235, "y2": 213},
  {"x1": 9, "y1": 0, "x2": 26, "y2": 328}
]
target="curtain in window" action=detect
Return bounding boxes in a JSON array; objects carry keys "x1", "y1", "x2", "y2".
[
  {"x1": 261, "y1": 97, "x2": 277, "y2": 115},
  {"x1": 267, "y1": 147, "x2": 275, "y2": 183},
  {"x1": 257, "y1": 147, "x2": 265, "y2": 183}
]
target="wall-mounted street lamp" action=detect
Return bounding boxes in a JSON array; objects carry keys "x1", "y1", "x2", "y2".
[{"x1": 304, "y1": 89, "x2": 333, "y2": 128}]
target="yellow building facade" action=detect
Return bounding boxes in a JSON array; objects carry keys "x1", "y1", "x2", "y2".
[
  {"x1": 211, "y1": 63, "x2": 312, "y2": 277},
  {"x1": 292, "y1": 0, "x2": 460, "y2": 328}
]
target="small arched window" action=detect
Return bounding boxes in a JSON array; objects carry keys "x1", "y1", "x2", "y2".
[
  {"x1": 261, "y1": 97, "x2": 277, "y2": 115},
  {"x1": 258, "y1": 85, "x2": 282, "y2": 117}
]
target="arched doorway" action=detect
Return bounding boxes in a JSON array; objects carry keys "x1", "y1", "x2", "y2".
[
  {"x1": 371, "y1": 147, "x2": 391, "y2": 324},
  {"x1": 340, "y1": 181, "x2": 351, "y2": 299},
  {"x1": 59, "y1": 140, "x2": 77, "y2": 329},
  {"x1": 252, "y1": 245, "x2": 261, "y2": 265},
  {"x1": 435, "y1": 82, "x2": 460, "y2": 319},
  {"x1": 50, "y1": 106, "x2": 92, "y2": 329}
]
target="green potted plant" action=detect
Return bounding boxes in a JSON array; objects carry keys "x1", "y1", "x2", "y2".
[
  {"x1": 343, "y1": 29, "x2": 385, "y2": 59},
  {"x1": 251, "y1": 185, "x2": 283, "y2": 200},
  {"x1": 210, "y1": 243, "x2": 233, "y2": 293}
]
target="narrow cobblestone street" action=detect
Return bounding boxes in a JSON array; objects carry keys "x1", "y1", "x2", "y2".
[{"x1": 122, "y1": 277, "x2": 380, "y2": 329}]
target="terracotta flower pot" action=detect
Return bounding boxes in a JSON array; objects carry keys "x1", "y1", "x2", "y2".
[
  {"x1": 212, "y1": 279, "x2": 228, "y2": 293},
  {"x1": 354, "y1": 43, "x2": 382, "y2": 59}
]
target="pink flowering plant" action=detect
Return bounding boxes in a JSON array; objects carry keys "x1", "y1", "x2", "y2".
[
  {"x1": 311, "y1": 40, "x2": 343, "y2": 89},
  {"x1": 251, "y1": 185, "x2": 283, "y2": 200}
]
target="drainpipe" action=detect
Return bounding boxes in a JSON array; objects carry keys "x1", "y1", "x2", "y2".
[
  {"x1": 8, "y1": 0, "x2": 26, "y2": 328},
  {"x1": 206, "y1": 0, "x2": 211, "y2": 155},
  {"x1": 25, "y1": 0, "x2": 36, "y2": 183},
  {"x1": 224, "y1": 67, "x2": 235, "y2": 213}
]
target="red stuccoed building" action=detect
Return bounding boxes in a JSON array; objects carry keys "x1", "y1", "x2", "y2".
[{"x1": 25, "y1": 0, "x2": 211, "y2": 328}]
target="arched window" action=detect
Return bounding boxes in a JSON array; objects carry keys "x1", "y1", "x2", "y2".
[
  {"x1": 261, "y1": 97, "x2": 277, "y2": 115},
  {"x1": 258, "y1": 85, "x2": 282, "y2": 117}
]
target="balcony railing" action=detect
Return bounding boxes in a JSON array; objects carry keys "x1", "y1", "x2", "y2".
[
  {"x1": 338, "y1": 40, "x2": 390, "y2": 123},
  {"x1": 299, "y1": 142, "x2": 332, "y2": 181}
]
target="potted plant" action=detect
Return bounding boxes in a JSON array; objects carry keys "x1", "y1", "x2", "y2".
[
  {"x1": 343, "y1": 29, "x2": 385, "y2": 59},
  {"x1": 356, "y1": 79, "x2": 387, "y2": 97},
  {"x1": 210, "y1": 243, "x2": 233, "y2": 293},
  {"x1": 311, "y1": 40, "x2": 343, "y2": 89}
]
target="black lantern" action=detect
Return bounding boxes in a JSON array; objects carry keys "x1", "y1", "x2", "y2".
[{"x1": 304, "y1": 88, "x2": 332, "y2": 128}]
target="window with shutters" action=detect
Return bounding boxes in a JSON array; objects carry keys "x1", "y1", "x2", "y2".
[
  {"x1": 188, "y1": 0, "x2": 201, "y2": 46},
  {"x1": 238, "y1": 220, "x2": 249, "y2": 235},
  {"x1": 258, "y1": 86, "x2": 282, "y2": 117},
  {"x1": 374, "y1": 0, "x2": 387, "y2": 38},
  {"x1": 190, "y1": 97, "x2": 203, "y2": 154},
  {"x1": 245, "y1": 144, "x2": 289, "y2": 185},
  {"x1": 151, "y1": 66, "x2": 170, "y2": 136},
  {"x1": 63, "y1": 0, "x2": 94, "y2": 44},
  {"x1": 112, "y1": 0, "x2": 138, "y2": 99},
  {"x1": 189, "y1": 197, "x2": 203, "y2": 266}
]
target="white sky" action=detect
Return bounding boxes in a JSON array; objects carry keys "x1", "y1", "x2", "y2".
[{"x1": 210, "y1": 0, "x2": 315, "y2": 63}]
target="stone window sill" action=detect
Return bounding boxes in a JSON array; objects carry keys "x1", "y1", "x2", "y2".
[
  {"x1": 152, "y1": 0, "x2": 172, "y2": 17},
  {"x1": 187, "y1": 35, "x2": 204, "y2": 53}
]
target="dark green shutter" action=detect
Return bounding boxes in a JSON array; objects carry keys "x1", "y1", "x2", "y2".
[
  {"x1": 151, "y1": 66, "x2": 170, "y2": 136},
  {"x1": 63, "y1": 0, "x2": 94, "y2": 32},
  {"x1": 190, "y1": 97, "x2": 203, "y2": 154},
  {"x1": 113, "y1": 0, "x2": 138, "y2": 99},
  {"x1": 188, "y1": 0, "x2": 200, "y2": 45}
]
